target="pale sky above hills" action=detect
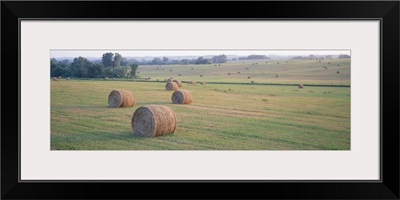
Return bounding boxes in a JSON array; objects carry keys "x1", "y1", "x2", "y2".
[{"x1": 50, "y1": 50, "x2": 350, "y2": 58}]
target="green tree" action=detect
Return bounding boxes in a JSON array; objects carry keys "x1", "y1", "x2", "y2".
[
  {"x1": 70, "y1": 57, "x2": 91, "y2": 77},
  {"x1": 102, "y1": 52, "x2": 114, "y2": 68},
  {"x1": 211, "y1": 54, "x2": 227, "y2": 63},
  {"x1": 152, "y1": 57, "x2": 163, "y2": 65},
  {"x1": 195, "y1": 57, "x2": 212, "y2": 64},
  {"x1": 113, "y1": 53, "x2": 122, "y2": 68},
  {"x1": 130, "y1": 64, "x2": 139, "y2": 78}
]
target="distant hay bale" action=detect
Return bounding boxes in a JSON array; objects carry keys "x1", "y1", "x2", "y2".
[
  {"x1": 108, "y1": 89, "x2": 135, "y2": 108},
  {"x1": 104, "y1": 77, "x2": 109, "y2": 80},
  {"x1": 251, "y1": 81, "x2": 255, "y2": 84},
  {"x1": 162, "y1": 69, "x2": 165, "y2": 71},
  {"x1": 156, "y1": 79, "x2": 159, "y2": 81},
  {"x1": 137, "y1": 71, "x2": 140, "y2": 74},
  {"x1": 147, "y1": 77, "x2": 151, "y2": 80},
  {"x1": 200, "y1": 81, "x2": 206, "y2": 85},
  {"x1": 190, "y1": 81, "x2": 196, "y2": 85},
  {"x1": 67, "y1": 77, "x2": 70, "y2": 80},
  {"x1": 337, "y1": 71, "x2": 340, "y2": 74},
  {"x1": 178, "y1": 74, "x2": 182, "y2": 76},
  {"x1": 255, "y1": 63, "x2": 258, "y2": 65},
  {"x1": 191, "y1": 68, "x2": 194, "y2": 70},
  {"x1": 228, "y1": 73, "x2": 231, "y2": 75},
  {"x1": 113, "y1": 78, "x2": 116, "y2": 80},
  {"x1": 286, "y1": 61, "x2": 288, "y2": 63},
  {"x1": 167, "y1": 78, "x2": 173, "y2": 82},
  {"x1": 337, "y1": 64, "x2": 340, "y2": 66},
  {"x1": 246, "y1": 68, "x2": 249, "y2": 70},
  {"x1": 328, "y1": 62, "x2": 331, "y2": 64},
  {"x1": 276, "y1": 75, "x2": 279, "y2": 78},
  {"x1": 238, "y1": 71, "x2": 240, "y2": 74},
  {"x1": 248, "y1": 76, "x2": 251, "y2": 79},
  {"x1": 277, "y1": 62, "x2": 279, "y2": 64},
  {"x1": 200, "y1": 75, "x2": 203, "y2": 77},
  {"x1": 173, "y1": 80, "x2": 183, "y2": 87},
  {"x1": 170, "y1": 69, "x2": 173, "y2": 71},
  {"x1": 58, "y1": 76, "x2": 62, "y2": 79},
  {"x1": 144, "y1": 78, "x2": 148, "y2": 81},
  {"x1": 298, "y1": 84, "x2": 304, "y2": 89},
  {"x1": 166, "y1": 82, "x2": 178, "y2": 91},
  {"x1": 52, "y1": 77, "x2": 58, "y2": 81},
  {"x1": 214, "y1": 64, "x2": 217, "y2": 66},
  {"x1": 131, "y1": 105, "x2": 177, "y2": 137},
  {"x1": 172, "y1": 89, "x2": 192, "y2": 104}
]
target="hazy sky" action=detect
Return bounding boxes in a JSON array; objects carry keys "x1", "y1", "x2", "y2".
[{"x1": 50, "y1": 50, "x2": 350, "y2": 58}]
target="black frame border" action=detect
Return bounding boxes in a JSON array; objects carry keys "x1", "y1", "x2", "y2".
[{"x1": 2, "y1": 1, "x2": 399, "y2": 199}]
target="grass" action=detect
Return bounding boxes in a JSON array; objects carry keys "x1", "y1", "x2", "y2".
[{"x1": 51, "y1": 75, "x2": 350, "y2": 150}]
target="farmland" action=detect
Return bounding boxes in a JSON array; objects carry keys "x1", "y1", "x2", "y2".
[{"x1": 51, "y1": 58, "x2": 350, "y2": 150}]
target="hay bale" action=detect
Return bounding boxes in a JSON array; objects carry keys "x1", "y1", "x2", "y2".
[
  {"x1": 166, "y1": 82, "x2": 178, "y2": 91},
  {"x1": 104, "y1": 77, "x2": 109, "y2": 80},
  {"x1": 108, "y1": 89, "x2": 135, "y2": 108},
  {"x1": 178, "y1": 74, "x2": 182, "y2": 76},
  {"x1": 251, "y1": 81, "x2": 255, "y2": 84},
  {"x1": 191, "y1": 68, "x2": 194, "y2": 70},
  {"x1": 248, "y1": 76, "x2": 251, "y2": 79},
  {"x1": 131, "y1": 105, "x2": 177, "y2": 137},
  {"x1": 67, "y1": 77, "x2": 70, "y2": 80},
  {"x1": 200, "y1": 75, "x2": 203, "y2": 77},
  {"x1": 337, "y1": 64, "x2": 340, "y2": 66},
  {"x1": 228, "y1": 73, "x2": 231, "y2": 75},
  {"x1": 238, "y1": 71, "x2": 240, "y2": 74},
  {"x1": 52, "y1": 77, "x2": 58, "y2": 81},
  {"x1": 162, "y1": 69, "x2": 165, "y2": 71},
  {"x1": 190, "y1": 81, "x2": 196, "y2": 85},
  {"x1": 276, "y1": 75, "x2": 279, "y2": 78},
  {"x1": 167, "y1": 78, "x2": 173, "y2": 82},
  {"x1": 147, "y1": 77, "x2": 151, "y2": 80},
  {"x1": 156, "y1": 79, "x2": 159, "y2": 81},
  {"x1": 298, "y1": 84, "x2": 304, "y2": 89},
  {"x1": 246, "y1": 68, "x2": 249, "y2": 70},
  {"x1": 337, "y1": 71, "x2": 340, "y2": 74},
  {"x1": 170, "y1": 69, "x2": 173, "y2": 71},
  {"x1": 173, "y1": 79, "x2": 183, "y2": 87},
  {"x1": 200, "y1": 81, "x2": 206, "y2": 85},
  {"x1": 113, "y1": 78, "x2": 116, "y2": 80},
  {"x1": 58, "y1": 76, "x2": 62, "y2": 79},
  {"x1": 277, "y1": 62, "x2": 279, "y2": 64},
  {"x1": 172, "y1": 89, "x2": 192, "y2": 104},
  {"x1": 328, "y1": 62, "x2": 331, "y2": 64},
  {"x1": 137, "y1": 71, "x2": 140, "y2": 74}
]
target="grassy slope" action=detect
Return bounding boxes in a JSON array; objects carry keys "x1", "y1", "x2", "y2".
[
  {"x1": 51, "y1": 80, "x2": 350, "y2": 150},
  {"x1": 137, "y1": 58, "x2": 350, "y2": 85}
]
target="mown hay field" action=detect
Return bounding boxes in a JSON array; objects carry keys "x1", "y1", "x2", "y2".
[{"x1": 51, "y1": 58, "x2": 350, "y2": 150}]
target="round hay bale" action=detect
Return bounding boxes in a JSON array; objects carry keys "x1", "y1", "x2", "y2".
[
  {"x1": 190, "y1": 81, "x2": 196, "y2": 85},
  {"x1": 337, "y1": 71, "x2": 340, "y2": 74},
  {"x1": 246, "y1": 68, "x2": 249, "y2": 70},
  {"x1": 238, "y1": 71, "x2": 240, "y2": 74},
  {"x1": 162, "y1": 69, "x2": 165, "y2": 71},
  {"x1": 58, "y1": 76, "x2": 62, "y2": 79},
  {"x1": 52, "y1": 77, "x2": 58, "y2": 81},
  {"x1": 200, "y1": 75, "x2": 203, "y2": 77},
  {"x1": 104, "y1": 77, "x2": 109, "y2": 80},
  {"x1": 251, "y1": 81, "x2": 255, "y2": 84},
  {"x1": 173, "y1": 80, "x2": 183, "y2": 87},
  {"x1": 167, "y1": 78, "x2": 173, "y2": 82},
  {"x1": 108, "y1": 89, "x2": 135, "y2": 108},
  {"x1": 131, "y1": 105, "x2": 177, "y2": 137},
  {"x1": 276, "y1": 75, "x2": 279, "y2": 78},
  {"x1": 166, "y1": 82, "x2": 178, "y2": 91},
  {"x1": 171, "y1": 89, "x2": 192, "y2": 104},
  {"x1": 248, "y1": 76, "x2": 251, "y2": 79},
  {"x1": 200, "y1": 81, "x2": 206, "y2": 85},
  {"x1": 191, "y1": 68, "x2": 194, "y2": 70},
  {"x1": 170, "y1": 69, "x2": 173, "y2": 71},
  {"x1": 67, "y1": 77, "x2": 70, "y2": 80},
  {"x1": 228, "y1": 73, "x2": 231, "y2": 75},
  {"x1": 156, "y1": 79, "x2": 159, "y2": 82},
  {"x1": 178, "y1": 74, "x2": 182, "y2": 76},
  {"x1": 298, "y1": 84, "x2": 304, "y2": 89}
]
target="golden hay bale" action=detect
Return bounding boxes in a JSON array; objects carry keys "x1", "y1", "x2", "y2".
[
  {"x1": 200, "y1": 81, "x2": 206, "y2": 85},
  {"x1": 131, "y1": 105, "x2": 177, "y2": 137},
  {"x1": 173, "y1": 80, "x2": 183, "y2": 87},
  {"x1": 165, "y1": 82, "x2": 178, "y2": 91},
  {"x1": 298, "y1": 84, "x2": 304, "y2": 89},
  {"x1": 108, "y1": 89, "x2": 135, "y2": 108},
  {"x1": 172, "y1": 89, "x2": 192, "y2": 104},
  {"x1": 52, "y1": 77, "x2": 58, "y2": 81}
]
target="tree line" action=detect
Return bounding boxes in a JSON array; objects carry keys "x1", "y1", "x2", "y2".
[{"x1": 51, "y1": 52, "x2": 138, "y2": 78}]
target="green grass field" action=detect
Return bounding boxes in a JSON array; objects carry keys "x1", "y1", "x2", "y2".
[{"x1": 51, "y1": 58, "x2": 350, "y2": 150}]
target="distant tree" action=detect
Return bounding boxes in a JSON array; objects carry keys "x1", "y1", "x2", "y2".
[
  {"x1": 113, "y1": 53, "x2": 122, "y2": 68},
  {"x1": 338, "y1": 54, "x2": 351, "y2": 58},
  {"x1": 152, "y1": 57, "x2": 163, "y2": 65},
  {"x1": 102, "y1": 52, "x2": 114, "y2": 68},
  {"x1": 195, "y1": 57, "x2": 212, "y2": 64},
  {"x1": 246, "y1": 55, "x2": 268, "y2": 60},
  {"x1": 162, "y1": 57, "x2": 169, "y2": 64},
  {"x1": 211, "y1": 54, "x2": 227, "y2": 63},
  {"x1": 70, "y1": 57, "x2": 91, "y2": 77},
  {"x1": 87, "y1": 64, "x2": 104, "y2": 78},
  {"x1": 130, "y1": 64, "x2": 139, "y2": 78}
]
